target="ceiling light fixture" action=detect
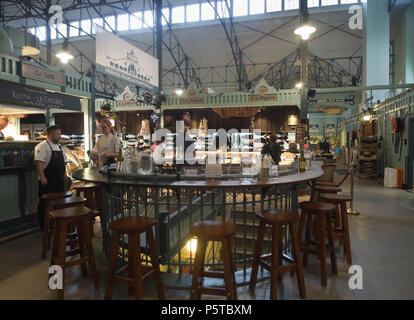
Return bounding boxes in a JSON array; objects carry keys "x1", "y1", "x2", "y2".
[
  {"x1": 295, "y1": 82, "x2": 303, "y2": 89},
  {"x1": 56, "y1": 52, "x2": 74, "y2": 64},
  {"x1": 175, "y1": 88, "x2": 184, "y2": 96},
  {"x1": 294, "y1": 24, "x2": 316, "y2": 40}
]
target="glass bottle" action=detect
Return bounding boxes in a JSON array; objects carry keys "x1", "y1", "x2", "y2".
[
  {"x1": 116, "y1": 146, "x2": 124, "y2": 172},
  {"x1": 299, "y1": 146, "x2": 306, "y2": 173}
]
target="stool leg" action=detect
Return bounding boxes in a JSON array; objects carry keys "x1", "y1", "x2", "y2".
[
  {"x1": 227, "y1": 238, "x2": 238, "y2": 300},
  {"x1": 318, "y1": 215, "x2": 328, "y2": 287},
  {"x1": 128, "y1": 233, "x2": 143, "y2": 300},
  {"x1": 127, "y1": 234, "x2": 135, "y2": 296},
  {"x1": 302, "y1": 212, "x2": 312, "y2": 267},
  {"x1": 81, "y1": 217, "x2": 99, "y2": 289},
  {"x1": 270, "y1": 224, "x2": 281, "y2": 300},
  {"x1": 326, "y1": 214, "x2": 338, "y2": 276},
  {"x1": 190, "y1": 238, "x2": 207, "y2": 300},
  {"x1": 146, "y1": 228, "x2": 165, "y2": 300},
  {"x1": 105, "y1": 231, "x2": 120, "y2": 300},
  {"x1": 340, "y1": 201, "x2": 352, "y2": 264},
  {"x1": 222, "y1": 237, "x2": 237, "y2": 300},
  {"x1": 41, "y1": 200, "x2": 51, "y2": 258},
  {"x1": 56, "y1": 220, "x2": 67, "y2": 300},
  {"x1": 76, "y1": 221, "x2": 89, "y2": 278},
  {"x1": 49, "y1": 217, "x2": 60, "y2": 287},
  {"x1": 290, "y1": 222, "x2": 306, "y2": 299},
  {"x1": 249, "y1": 220, "x2": 265, "y2": 291}
]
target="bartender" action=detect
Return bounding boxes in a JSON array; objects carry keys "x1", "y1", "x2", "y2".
[
  {"x1": 91, "y1": 119, "x2": 121, "y2": 167},
  {"x1": 34, "y1": 125, "x2": 68, "y2": 229}
]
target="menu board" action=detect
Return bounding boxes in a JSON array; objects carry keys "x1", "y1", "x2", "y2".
[{"x1": 295, "y1": 126, "x2": 306, "y2": 144}]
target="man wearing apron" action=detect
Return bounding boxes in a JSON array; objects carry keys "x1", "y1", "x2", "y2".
[{"x1": 34, "y1": 125, "x2": 67, "y2": 229}]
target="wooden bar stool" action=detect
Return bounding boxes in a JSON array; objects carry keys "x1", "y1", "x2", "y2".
[
  {"x1": 105, "y1": 216, "x2": 165, "y2": 300},
  {"x1": 249, "y1": 210, "x2": 306, "y2": 300},
  {"x1": 189, "y1": 220, "x2": 237, "y2": 300},
  {"x1": 41, "y1": 193, "x2": 83, "y2": 258},
  {"x1": 49, "y1": 206, "x2": 99, "y2": 300},
  {"x1": 74, "y1": 183, "x2": 102, "y2": 237},
  {"x1": 320, "y1": 193, "x2": 353, "y2": 264},
  {"x1": 310, "y1": 185, "x2": 342, "y2": 202},
  {"x1": 315, "y1": 181, "x2": 339, "y2": 187},
  {"x1": 298, "y1": 202, "x2": 337, "y2": 287}
]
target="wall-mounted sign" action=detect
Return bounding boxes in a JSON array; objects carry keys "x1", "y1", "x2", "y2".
[
  {"x1": 150, "y1": 113, "x2": 160, "y2": 123},
  {"x1": 0, "y1": 79, "x2": 81, "y2": 111},
  {"x1": 96, "y1": 26, "x2": 158, "y2": 91},
  {"x1": 326, "y1": 124, "x2": 337, "y2": 136},
  {"x1": 22, "y1": 63, "x2": 66, "y2": 86},
  {"x1": 248, "y1": 94, "x2": 278, "y2": 103},
  {"x1": 295, "y1": 125, "x2": 306, "y2": 144},
  {"x1": 309, "y1": 124, "x2": 320, "y2": 134}
]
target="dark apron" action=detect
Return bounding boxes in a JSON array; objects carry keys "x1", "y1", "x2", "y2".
[{"x1": 37, "y1": 142, "x2": 66, "y2": 229}]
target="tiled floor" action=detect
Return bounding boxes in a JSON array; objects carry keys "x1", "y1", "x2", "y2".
[{"x1": 1, "y1": 178, "x2": 414, "y2": 300}]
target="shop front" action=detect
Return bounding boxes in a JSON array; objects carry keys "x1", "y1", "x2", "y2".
[{"x1": 0, "y1": 76, "x2": 89, "y2": 238}]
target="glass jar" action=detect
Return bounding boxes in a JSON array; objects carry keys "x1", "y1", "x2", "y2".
[{"x1": 138, "y1": 151, "x2": 153, "y2": 175}]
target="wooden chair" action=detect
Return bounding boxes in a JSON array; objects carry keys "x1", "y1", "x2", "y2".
[
  {"x1": 189, "y1": 220, "x2": 238, "y2": 300},
  {"x1": 249, "y1": 210, "x2": 306, "y2": 300},
  {"x1": 320, "y1": 193, "x2": 353, "y2": 264},
  {"x1": 49, "y1": 206, "x2": 99, "y2": 300},
  {"x1": 298, "y1": 201, "x2": 337, "y2": 287},
  {"x1": 105, "y1": 216, "x2": 165, "y2": 300}
]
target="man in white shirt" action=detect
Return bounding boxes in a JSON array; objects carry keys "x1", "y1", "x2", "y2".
[{"x1": 34, "y1": 125, "x2": 68, "y2": 229}]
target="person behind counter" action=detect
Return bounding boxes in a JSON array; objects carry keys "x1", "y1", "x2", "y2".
[
  {"x1": 0, "y1": 116, "x2": 13, "y2": 140},
  {"x1": 261, "y1": 134, "x2": 282, "y2": 165},
  {"x1": 91, "y1": 119, "x2": 121, "y2": 167},
  {"x1": 319, "y1": 138, "x2": 331, "y2": 154},
  {"x1": 34, "y1": 125, "x2": 68, "y2": 229}
]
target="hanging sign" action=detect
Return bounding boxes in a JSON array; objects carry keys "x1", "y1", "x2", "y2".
[
  {"x1": 150, "y1": 113, "x2": 160, "y2": 123},
  {"x1": 0, "y1": 79, "x2": 81, "y2": 111},
  {"x1": 95, "y1": 25, "x2": 159, "y2": 91},
  {"x1": 22, "y1": 63, "x2": 66, "y2": 86}
]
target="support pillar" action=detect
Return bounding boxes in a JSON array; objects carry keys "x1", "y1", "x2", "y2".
[{"x1": 363, "y1": 0, "x2": 390, "y2": 103}]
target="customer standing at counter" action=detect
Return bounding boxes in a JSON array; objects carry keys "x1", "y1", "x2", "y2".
[
  {"x1": 91, "y1": 119, "x2": 121, "y2": 167},
  {"x1": 34, "y1": 125, "x2": 68, "y2": 229}
]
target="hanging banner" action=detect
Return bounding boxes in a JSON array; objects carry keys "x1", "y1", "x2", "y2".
[{"x1": 95, "y1": 25, "x2": 159, "y2": 92}]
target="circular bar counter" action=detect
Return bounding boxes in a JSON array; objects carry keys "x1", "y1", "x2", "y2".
[{"x1": 72, "y1": 164, "x2": 323, "y2": 283}]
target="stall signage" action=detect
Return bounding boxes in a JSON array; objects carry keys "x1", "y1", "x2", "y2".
[
  {"x1": 295, "y1": 125, "x2": 306, "y2": 144},
  {"x1": 248, "y1": 94, "x2": 278, "y2": 103},
  {"x1": 22, "y1": 63, "x2": 65, "y2": 86},
  {"x1": 150, "y1": 113, "x2": 160, "y2": 123},
  {"x1": 0, "y1": 79, "x2": 81, "y2": 111},
  {"x1": 179, "y1": 96, "x2": 205, "y2": 105}
]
